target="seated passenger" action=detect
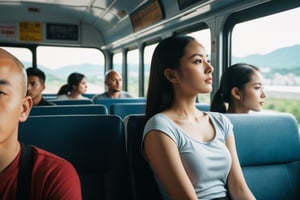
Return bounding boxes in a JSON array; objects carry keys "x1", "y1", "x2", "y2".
[
  {"x1": 142, "y1": 36, "x2": 255, "y2": 200},
  {"x1": 57, "y1": 72, "x2": 89, "y2": 100},
  {"x1": 211, "y1": 63, "x2": 266, "y2": 113},
  {"x1": 0, "y1": 48, "x2": 82, "y2": 200},
  {"x1": 26, "y1": 67, "x2": 55, "y2": 106},
  {"x1": 92, "y1": 70, "x2": 135, "y2": 100}
]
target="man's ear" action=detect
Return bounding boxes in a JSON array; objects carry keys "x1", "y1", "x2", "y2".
[
  {"x1": 19, "y1": 96, "x2": 33, "y2": 122},
  {"x1": 231, "y1": 87, "x2": 241, "y2": 100},
  {"x1": 164, "y1": 68, "x2": 178, "y2": 83},
  {"x1": 41, "y1": 83, "x2": 45, "y2": 91}
]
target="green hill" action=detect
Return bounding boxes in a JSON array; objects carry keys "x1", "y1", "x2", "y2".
[{"x1": 232, "y1": 44, "x2": 300, "y2": 70}]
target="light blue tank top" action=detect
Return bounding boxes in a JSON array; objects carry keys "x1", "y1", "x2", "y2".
[{"x1": 142, "y1": 112, "x2": 232, "y2": 200}]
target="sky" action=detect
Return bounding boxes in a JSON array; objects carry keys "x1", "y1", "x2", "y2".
[
  {"x1": 37, "y1": 47, "x2": 104, "y2": 69},
  {"x1": 232, "y1": 7, "x2": 300, "y2": 57}
]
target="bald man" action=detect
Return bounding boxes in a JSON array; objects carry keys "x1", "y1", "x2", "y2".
[
  {"x1": 92, "y1": 70, "x2": 135, "y2": 100},
  {"x1": 0, "y1": 48, "x2": 82, "y2": 200}
]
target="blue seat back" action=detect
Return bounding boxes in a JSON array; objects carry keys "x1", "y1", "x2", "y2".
[
  {"x1": 83, "y1": 93, "x2": 96, "y2": 99},
  {"x1": 42, "y1": 94, "x2": 57, "y2": 100},
  {"x1": 49, "y1": 99, "x2": 94, "y2": 105},
  {"x1": 19, "y1": 114, "x2": 131, "y2": 200},
  {"x1": 93, "y1": 98, "x2": 146, "y2": 108},
  {"x1": 30, "y1": 104, "x2": 108, "y2": 115},
  {"x1": 195, "y1": 102, "x2": 210, "y2": 111},
  {"x1": 225, "y1": 113, "x2": 300, "y2": 200},
  {"x1": 110, "y1": 103, "x2": 146, "y2": 118},
  {"x1": 124, "y1": 114, "x2": 163, "y2": 200}
]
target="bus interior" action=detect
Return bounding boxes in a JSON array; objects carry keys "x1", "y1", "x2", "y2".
[{"x1": 1, "y1": 0, "x2": 300, "y2": 199}]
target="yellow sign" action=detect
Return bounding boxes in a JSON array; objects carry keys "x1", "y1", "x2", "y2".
[{"x1": 19, "y1": 22, "x2": 42, "y2": 42}]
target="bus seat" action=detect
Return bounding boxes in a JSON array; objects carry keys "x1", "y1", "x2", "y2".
[
  {"x1": 29, "y1": 104, "x2": 108, "y2": 116},
  {"x1": 124, "y1": 114, "x2": 163, "y2": 200},
  {"x1": 42, "y1": 94, "x2": 57, "y2": 100},
  {"x1": 225, "y1": 113, "x2": 300, "y2": 200},
  {"x1": 125, "y1": 113, "x2": 300, "y2": 200},
  {"x1": 49, "y1": 99, "x2": 94, "y2": 105},
  {"x1": 195, "y1": 102, "x2": 210, "y2": 111},
  {"x1": 19, "y1": 115, "x2": 131, "y2": 200},
  {"x1": 93, "y1": 98, "x2": 146, "y2": 108},
  {"x1": 110, "y1": 103, "x2": 146, "y2": 119},
  {"x1": 83, "y1": 93, "x2": 96, "y2": 99}
]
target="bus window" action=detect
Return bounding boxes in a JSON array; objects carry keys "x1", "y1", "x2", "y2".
[
  {"x1": 187, "y1": 29, "x2": 211, "y2": 104},
  {"x1": 112, "y1": 52, "x2": 123, "y2": 73},
  {"x1": 127, "y1": 48, "x2": 139, "y2": 97},
  {"x1": 0, "y1": 47, "x2": 32, "y2": 68},
  {"x1": 232, "y1": 7, "x2": 300, "y2": 125},
  {"x1": 144, "y1": 43, "x2": 158, "y2": 96},
  {"x1": 37, "y1": 46, "x2": 104, "y2": 94}
]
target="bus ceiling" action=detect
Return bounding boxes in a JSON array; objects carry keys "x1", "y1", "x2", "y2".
[{"x1": 0, "y1": 0, "x2": 270, "y2": 49}]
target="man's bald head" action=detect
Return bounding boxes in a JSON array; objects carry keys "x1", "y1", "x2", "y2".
[{"x1": 0, "y1": 48, "x2": 27, "y2": 96}]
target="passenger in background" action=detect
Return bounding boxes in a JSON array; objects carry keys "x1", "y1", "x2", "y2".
[
  {"x1": 92, "y1": 70, "x2": 135, "y2": 100},
  {"x1": 0, "y1": 48, "x2": 82, "y2": 199},
  {"x1": 57, "y1": 72, "x2": 89, "y2": 100},
  {"x1": 210, "y1": 63, "x2": 266, "y2": 113},
  {"x1": 26, "y1": 67, "x2": 55, "y2": 106},
  {"x1": 143, "y1": 35, "x2": 255, "y2": 200}
]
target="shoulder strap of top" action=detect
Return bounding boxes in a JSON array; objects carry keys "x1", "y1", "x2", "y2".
[{"x1": 17, "y1": 143, "x2": 34, "y2": 200}]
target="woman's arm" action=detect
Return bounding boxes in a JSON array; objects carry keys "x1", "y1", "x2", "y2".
[
  {"x1": 226, "y1": 132, "x2": 256, "y2": 200},
  {"x1": 144, "y1": 130, "x2": 198, "y2": 200}
]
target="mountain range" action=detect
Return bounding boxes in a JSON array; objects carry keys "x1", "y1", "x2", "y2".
[
  {"x1": 232, "y1": 44, "x2": 300, "y2": 70},
  {"x1": 24, "y1": 44, "x2": 300, "y2": 78}
]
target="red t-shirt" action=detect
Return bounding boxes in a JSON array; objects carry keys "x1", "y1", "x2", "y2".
[{"x1": 0, "y1": 145, "x2": 82, "y2": 200}]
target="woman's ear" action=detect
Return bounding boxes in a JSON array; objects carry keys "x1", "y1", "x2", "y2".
[
  {"x1": 19, "y1": 96, "x2": 33, "y2": 122},
  {"x1": 164, "y1": 68, "x2": 178, "y2": 83},
  {"x1": 72, "y1": 84, "x2": 77, "y2": 91},
  {"x1": 231, "y1": 87, "x2": 241, "y2": 100}
]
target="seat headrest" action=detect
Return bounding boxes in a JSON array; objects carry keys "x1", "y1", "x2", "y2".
[{"x1": 225, "y1": 113, "x2": 300, "y2": 166}]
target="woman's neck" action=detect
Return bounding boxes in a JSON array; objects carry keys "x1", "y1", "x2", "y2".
[
  {"x1": 68, "y1": 91, "x2": 82, "y2": 99},
  {"x1": 167, "y1": 97, "x2": 200, "y2": 119},
  {"x1": 227, "y1": 104, "x2": 249, "y2": 113}
]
